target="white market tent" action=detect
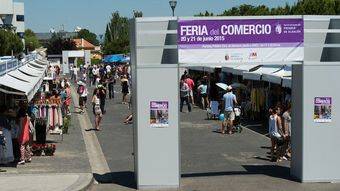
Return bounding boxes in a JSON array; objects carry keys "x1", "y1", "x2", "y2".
[
  {"x1": 262, "y1": 65, "x2": 292, "y2": 85},
  {"x1": 0, "y1": 74, "x2": 35, "y2": 100},
  {"x1": 243, "y1": 65, "x2": 283, "y2": 81},
  {"x1": 0, "y1": 58, "x2": 48, "y2": 101},
  {"x1": 188, "y1": 66, "x2": 221, "y2": 73},
  {"x1": 18, "y1": 64, "x2": 45, "y2": 77},
  {"x1": 229, "y1": 65, "x2": 259, "y2": 76},
  {"x1": 222, "y1": 65, "x2": 240, "y2": 73}
]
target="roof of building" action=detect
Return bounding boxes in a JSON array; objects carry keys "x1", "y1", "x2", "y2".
[{"x1": 73, "y1": 38, "x2": 95, "y2": 49}]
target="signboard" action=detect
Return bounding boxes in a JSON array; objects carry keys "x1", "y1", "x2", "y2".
[
  {"x1": 178, "y1": 18, "x2": 304, "y2": 64},
  {"x1": 314, "y1": 97, "x2": 332, "y2": 123},
  {"x1": 150, "y1": 101, "x2": 169, "y2": 128}
]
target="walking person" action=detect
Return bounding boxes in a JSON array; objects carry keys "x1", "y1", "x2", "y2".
[
  {"x1": 222, "y1": 86, "x2": 238, "y2": 134},
  {"x1": 91, "y1": 89, "x2": 103, "y2": 131},
  {"x1": 77, "y1": 81, "x2": 88, "y2": 114},
  {"x1": 64, "y1": 82, "x2": 72, "y2": 115},
  {"x1": 282, "y1": 105, "x2": 292, "y2": 158},
  {"x1": 185, "y1": 75, "x2": 195, "y2": 106},
  {"x1": 268, "y1": 107, "x2": 285, "y2": 162},
  {"x1": 88, "y1": 65, "x2": 93, "y2": 87},
  {"x1": 98, "y1": 85, "x2": 107, "y2": 114},
  {"x1": 180, "y1": 78, "x2": 191, "y2": 113},
  {"x1": 121, "y1": 75, "x2": 129, "y2": 104},
  {"x1": 108, "y1": 74, "x2": 115, "y2": 99},
  {"x1": 197, "y1": 80, "x2": 209, "y2": 109}
]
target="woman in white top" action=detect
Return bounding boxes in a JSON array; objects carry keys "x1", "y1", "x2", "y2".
[
  {"x1": 268, "y1": 107, "x2": 284, "y2": 162},
  {"x1": 92, "y1": 89, "x2": 102, "y2": 131}
]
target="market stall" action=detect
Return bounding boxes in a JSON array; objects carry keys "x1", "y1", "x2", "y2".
[
  {"x1": 243, "y1": 65, "x2": 283, "y2": 81},
  {"x1": 262, "y1": 65, "x2": 292, "y2": 85}
]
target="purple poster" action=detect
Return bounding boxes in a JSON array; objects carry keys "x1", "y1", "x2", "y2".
[
  {"x1": 314, "y1": 97, "x2": 332, "y2": 123},
  {"x1": 177, "y1": 18, "x2": 304, "y2": 64},
  {"x1": 150, "y1": 101, "x2": 169, "y2": 128}
]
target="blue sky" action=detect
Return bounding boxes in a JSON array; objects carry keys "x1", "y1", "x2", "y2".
[{"x1": 16, "y1": 0, "x2": 297, "y2": 35}]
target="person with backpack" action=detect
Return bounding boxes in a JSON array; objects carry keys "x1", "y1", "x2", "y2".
[{"x1": 77, "y1": 81, "x2": 88, "y2": 114}]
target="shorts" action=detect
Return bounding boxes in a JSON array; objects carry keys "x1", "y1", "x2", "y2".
[
  {"x1": 79, "y1": 97, "x2": 87, "y2": 106},
  {"x1": 189, "y1": 90, "x2": 193, "y2": 97},
  {"x1": 94, "y1": 105, "x2": 102, "y2": 117},
  {"x1": 201, "y1": 93, "x2": 207, "y2": 98},
  {"x1": 270, "y1": 134, "x2": 284, "y2": 145},
  {"x1": 224, "y1": 111, "x2": 235, "y2": 121}
]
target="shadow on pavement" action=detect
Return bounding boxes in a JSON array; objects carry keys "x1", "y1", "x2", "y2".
[
  {"x1": 93, "y1": 171, "x2": 136, "y2": 189},
  {"x1": 182, "y1": 165, "x2": 294, "y2": 181}
]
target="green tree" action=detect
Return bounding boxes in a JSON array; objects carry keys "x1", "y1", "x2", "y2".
[
  {"x1": 103, "y1": 11, "x2": 129, "y2": 55},
  {"x1": 196, "y1": 0, "x2": 340, "y2": 17},
  {"x1": 133, "y1": 10, "x2": 143, "y2": 18},
  {"x1": 46, "y1": 33, "x2": 77, "y2": 55},
  {"x1": 24, "y1": 29, "x2": 41, "y2": 52},
  {"x1": 77, "y1": 29, "x2": 99, "y2": 46},
  {"x1": 0, "y1": 29, "x2": 23, "y2": 56}
]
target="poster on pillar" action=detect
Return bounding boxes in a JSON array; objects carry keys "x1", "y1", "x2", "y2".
[
  {"x1": 314, "y1": 97, "x2": 332, "y2": 123},
  {"x1": 178, "y1": 18, "x2": 304, "y2": 64},
  {"x1": 150, "y1": 101, "x2": 169, "y2": 128}
]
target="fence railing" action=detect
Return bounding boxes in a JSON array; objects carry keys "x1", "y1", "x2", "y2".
[{"x1": 0, "y1": 53, "x2": 38, "y2": 76}]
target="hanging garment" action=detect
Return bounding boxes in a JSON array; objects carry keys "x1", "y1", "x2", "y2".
[
  {"x1": 0, "y1": 127, "x2": 14, "y2": 164},
  {"x1": 53, "y1": 106, "x2": 59, "y2": 128},
  {"x1": 45, "y1": 83, "x2": 49, "y2": 92},
  {"x1": 48, "y1": 106, "x2": 54, "y2": 129},
  {"x1": 18, "y1": 117, "x2": 30, "y2": 145},
  {"x1": 58, "y1": 107, "x2": 63, "y2": 127}
]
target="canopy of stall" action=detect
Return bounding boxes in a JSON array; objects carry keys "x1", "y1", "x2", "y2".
[
  {"x1": 35, "y1": 59, "x2": 49, "y2": 65},
  {"x1": 187, "y1": 66, "x2": 221, "y2": 73},
  {"x1": 262, "y1": 65, "x2": 292, "y2": 85},
  {"x1": 222, "y1": 65, "x2": 240, "y2": 73},
  {"x1": 229, "y1": 65, "x2": 259, "y2": 76},
  {"x1": 0, "y1": 60, "x2": 47, "y2": 101},
  {"x1": 18, "y1": 64, "x2": 44, "y2": 77},
  {"x1": 28, "y1": 61, "x2": 46, "y2": 70},
  {"x1": 0, "y1": 74, "x2": 35, "y2": 100},
  {"x1": 243, "y1": 65, "x2": 283, "y2": 81}
]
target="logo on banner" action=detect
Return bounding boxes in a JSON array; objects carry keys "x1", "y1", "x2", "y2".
[
  {"x1": 225, "y1": 53, "x2": 243, "y2": 61},
  {"x1": 249, "y1": 51, "x2": 258, "y2": 59},
  {"x1": 275, "y1": 24, "x2": 282, "y2": 34},
  {"x1": 225, "y1": 54, "x2": 230, "y2": 61}
]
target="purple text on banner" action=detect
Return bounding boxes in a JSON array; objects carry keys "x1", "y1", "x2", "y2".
[{"x1": 178, "y1": 19, "x2": 304, "y2": 47}]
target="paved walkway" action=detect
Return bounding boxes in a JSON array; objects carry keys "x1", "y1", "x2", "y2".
[
  {"x1": 0, "y1": 85, "x2": 93, "y2": 191},
  {"x1": 86, "y1": 85, "x2": 340, "y2": 191}
]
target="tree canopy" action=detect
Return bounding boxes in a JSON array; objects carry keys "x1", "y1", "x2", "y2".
[
  {"x1": 77, "y1": 29, "x2": 99, "y2": 46},
  {"x1": 46, "y1": 33, "x2": 77, "y2": 55},
  {"x1": 103, "y1": 12, "x2": 130, "y2": 55},
  {"x1": 196, "y1": 0, "x2": 340, "y2": 16},
  {"x1": 0, "y1": 29, "x2": 24, "y2": 56},
  {"x1": 24, "y1": 29, "x2": 41, "y2": 52}
]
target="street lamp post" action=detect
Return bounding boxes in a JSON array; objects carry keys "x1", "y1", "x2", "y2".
[{"x1": 169, "y1": 0, "x2": 177, "y2": 17}]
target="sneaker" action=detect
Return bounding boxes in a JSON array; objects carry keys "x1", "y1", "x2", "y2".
[{"x1": 18, "y1": 160, "x2": 25, "y2": 165}]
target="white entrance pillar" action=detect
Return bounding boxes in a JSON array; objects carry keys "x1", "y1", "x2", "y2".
[{"x1": 130, "y1": 17, "x2": 180, "y2": 189}]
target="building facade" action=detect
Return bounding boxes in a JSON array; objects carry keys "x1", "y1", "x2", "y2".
[{"x1": 0, "y1": 0, "x2": 25, "y2": 37}]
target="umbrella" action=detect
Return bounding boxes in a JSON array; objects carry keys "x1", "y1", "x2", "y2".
[
  {"x1": 230, "y1": 83, "x2": 247, "y2": 89},
  {"x1": 216, "y1": 83, "x2": 228, "y2": 90}
]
